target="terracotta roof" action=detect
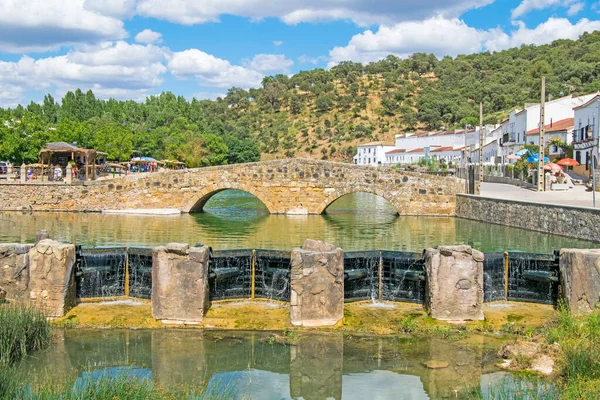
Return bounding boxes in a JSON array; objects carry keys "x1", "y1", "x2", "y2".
[
  {"x1": 430, "y1": 146, "x2": 455, "y2": 152},
  {"x1": 526, "y1": 118, "x2": 574, "y2": 135},
  {"x1": 407, "y1": 148, "x2": 425, "y2": 153},
  {"x1": 386, "y1": 149, "x2": 406, "y2": 154}
]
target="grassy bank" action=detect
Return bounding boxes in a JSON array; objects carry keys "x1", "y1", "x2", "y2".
[
  {"x1": 0, "y1": 305, "x2": 51, "y2": 366},
  {"x1": 543, "y1": 306, "x2": 600, "y2": 399}
]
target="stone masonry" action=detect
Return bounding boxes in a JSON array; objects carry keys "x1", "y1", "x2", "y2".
[
  {"x1": 0, "y1": 159, "x2": 464, "y2": 216},
  {"x1": 290, "y1": 239, "x2": 344, "y2": 327},
  {"x1": 559, "y1": 249, "x2": 600, "y2": 315},
  {"x1": 152, "y1": 243, "x2": 210, "y2": 323},
  {"x1": 28, "y1": 239, "x2": 77, "y2": 317},
  {"x1": 424, "y1": 245, "x2": 484, "y2": 322},
  {"x1": 0, "y1": 244, "x2": 33, "y2": 302}
]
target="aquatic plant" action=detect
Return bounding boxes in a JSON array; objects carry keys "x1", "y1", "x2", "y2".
[{"x1": 0, "y1": 304, "x2": 51, "y2": 366}]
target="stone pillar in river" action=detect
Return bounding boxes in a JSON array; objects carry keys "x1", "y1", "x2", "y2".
[
  {"x1": 28, "y1": 239, "x2": 77, "y2": 317},
  {"x1": 289, "y1": 332, "x2": 343, "y2": 400},
  {"x1": 152, "y1": 243, "x2": 210, "y2": 323},
  {"x1": 424, "y1": 245, "x2": 484, "y2": 321},
  {"x1": 559, "y1": 249, "x2": 600, "y2": 315},
  {"x1": 290, "y1": 239, "x2": 344, "y2": 327},
  {"x1": 0, "y1": 243, "x2": 33, "y2": 303}
]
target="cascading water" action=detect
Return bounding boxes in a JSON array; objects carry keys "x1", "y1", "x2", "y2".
[
  {"x1": 380, "y1": 251, "x2": 425, "y2": 303},
  {"x1": 507, "y1": 252, "x2": 559, "y2": 304},
  {"x1": 127, "y1": 248, "x2": 153, "y2": 299},
  {"x1": 343, "y1": 251, "x2": 380, "y2": 302},
  {"x1": 483, "y1": 252, "x2": 506, "y2": 302},
  {"x1": 254, "y1": 250, "x2": 290, "y2": 301},
  {"x1": 209, "y1": 249, "x2": 253, "y2": 300},
  {"x1": 77, "y1": 248, "x2": 127, "y2": 298}
]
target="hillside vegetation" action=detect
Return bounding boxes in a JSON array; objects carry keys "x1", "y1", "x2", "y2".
[{"x1": 2, "y1": 31, "x2": 600, "y2": 166}]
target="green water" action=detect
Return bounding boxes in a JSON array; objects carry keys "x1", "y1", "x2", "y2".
[
  {"x1": 14, "y1": 329, "x2": 555, "y2": 400},
  {"x1": 0, "y1": 191, "x2": 596, "y2": 252}
]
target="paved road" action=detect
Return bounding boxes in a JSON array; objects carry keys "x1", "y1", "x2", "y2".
[{"x1": 480, "y1": 182, "x2": 600, "y2": 208}]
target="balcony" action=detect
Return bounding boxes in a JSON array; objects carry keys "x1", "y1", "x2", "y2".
[{"x1": 573, "y1": 138, "x2": 596, "y2": 150}]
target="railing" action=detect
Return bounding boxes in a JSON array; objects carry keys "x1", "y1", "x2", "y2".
[{"x1": 74, "y1": 247, "x2": 560, "y2": 305}]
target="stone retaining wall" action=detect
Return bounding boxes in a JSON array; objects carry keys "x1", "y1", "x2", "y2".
[{"x1": 456, "y1": 194, "x2": 600, "y2": 243}]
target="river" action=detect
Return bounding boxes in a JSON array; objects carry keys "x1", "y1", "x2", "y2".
[{"x1": 0, "y1": 191, "x2": 594, "y2": 252}]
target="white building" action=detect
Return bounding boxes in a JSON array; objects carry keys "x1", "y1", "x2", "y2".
[
  {"x1": 353, "y1": 142, "x2": 395, "y2": 166},
  {"x1": 500, "y1": 93, "x2": 597, "y2": 162},
  {"x1": 524, "y1": 118, "x2": 574, "y2": 159},
  {"x1": 572, "y1": 94, "x2": 600, "y2": 177}
]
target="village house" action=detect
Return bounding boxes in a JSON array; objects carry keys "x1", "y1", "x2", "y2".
[
  {"x1": 572, "y1": 94, "x2": 600, "y2": 177},
  {"x1": 353, "y1": 142, "x2": 395, "y2": 166}
]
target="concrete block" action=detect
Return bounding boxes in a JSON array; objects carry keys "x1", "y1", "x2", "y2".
[
  {"x1": 559, "y1": 249, "x2": 600, "y2": 315},
  {"x1": 290, "y1": 240, "x2": 344, "y2": 327},
  {"x1": 424, "y1": 245, "x2": 484, "y2": 321},
  {"x1": 152, "y1": 244, "x2": 210, "y2": 323}
]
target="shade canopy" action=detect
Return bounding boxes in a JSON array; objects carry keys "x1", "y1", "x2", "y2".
[
  {"x1": 556, "y1": 158, "x2": 580, "y2": 167},
  {"x1": 526, "y1": 154, "x2": 550, "y2": 163},
  {"x1": 131, "y1": 156, "x2": 157, "y2": 163},
  {"x1": 515, "y1": 149, "x2": 529, "y2": 156},
  {"x1": 543, "y1": 163, "x2": 563, "y2": 171}
]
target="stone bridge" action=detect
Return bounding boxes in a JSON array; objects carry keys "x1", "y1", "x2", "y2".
[{"x1": 0, "y1": 159, "x2": 465, "y2": 215}]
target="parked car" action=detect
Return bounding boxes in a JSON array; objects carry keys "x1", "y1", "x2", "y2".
[{"x1": 0, "y1": 161, "x2": 9, "y2": 175}]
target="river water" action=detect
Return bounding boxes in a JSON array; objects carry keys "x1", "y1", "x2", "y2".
[
  {"x1": 0, "y1": 191, "x2": 595, "y2": 252},
  {"x1": 15, "y1": 329, "x2": 555, "y2": 400}
]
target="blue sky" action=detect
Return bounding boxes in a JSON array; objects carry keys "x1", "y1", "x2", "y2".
[{"x1": 1, "y1": 0, "x2": 600, "y2": 107}]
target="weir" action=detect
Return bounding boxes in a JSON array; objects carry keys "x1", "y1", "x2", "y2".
[
  {"x1": 2, "y1": 233, "x2": 594, "y2": 323},
  {"x1": 72, "y1": 245, "x2": 560, "y2": 307}
]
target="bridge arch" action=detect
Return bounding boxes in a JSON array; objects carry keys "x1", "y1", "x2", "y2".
[
  {"x1": 183, "y1": 183, "x2": 276, "y2": 213},
  {"x1": 319, "y1": 188, "x2": 401, "y2": 215}
]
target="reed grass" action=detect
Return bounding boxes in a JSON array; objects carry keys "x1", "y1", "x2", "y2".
[
  {"x1": 0, "y1": 304, "x2": 51, "y2": 366},
  {"x1": 0, "y1": 370, "x2": 235, "y2": 400}
]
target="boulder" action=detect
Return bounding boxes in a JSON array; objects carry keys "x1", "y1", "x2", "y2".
[
  {"x1": 152, "y1": 244, "x2": 210, "y2": 323},
  {"x1": 28, "y1": 239, "x2": 76, "y2": 317},
  {"x1": 424, "y1": 245, "x2": 484, "y2": 321},
  {"x1": 559, "y1": 249, "x2": 600, "y2": 315},
  {"x1": 290, "y1": 240, "x2": 344, "y2": 327}
]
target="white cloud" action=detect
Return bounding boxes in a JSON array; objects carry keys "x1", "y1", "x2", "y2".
[
  {"x1": 0, "y1": 0, "x2": 127, "y2": 53},
  {"x1": 83, "y1": 0, "x2": 136, "y2": 18},
  {"x1": 0, "y1": 41, "x2": 167, "y2": 106},
  {"x1": 511, "y1": 0, "x2": 577, "y2": 19},
  {"x1": 485, "y1": 17, "x2": 600, "y2": 51},
  {"x1": 329, "y1": 17, "x2": 486, "y2": 66},
  {"x1": 168, "y1": 49, "x2": 264, "y2": 88},
  {"x1": 328, "y1": 16, "x2": 600, "y2": 67},
  {"x1": 135, "y1": 29, "x2": 163, "y2": 44},
  {"x1": 273, "y1": 40, "x2": 283, "y2": 46},
  {"x1": 567, "y1": 1, "x2": 585, "y2": 15},
  {"x1": 298, "y1": 55, "x2": 328, "y2": 65},
  {"x1": 243, "y1": 54, "x2": 293, "y2": 72},
  {"x1": 135, "y1": 0, "x2": 493, "y2": 27}
]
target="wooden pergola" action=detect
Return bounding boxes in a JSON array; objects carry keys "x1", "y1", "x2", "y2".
[{"x1": 38, "y1": 142, "x2": 98, "y2": 180}]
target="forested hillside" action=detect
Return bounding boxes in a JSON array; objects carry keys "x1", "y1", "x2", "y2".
[{"x1": 2, "y1": 31, "x2": 600, "y2": 166}]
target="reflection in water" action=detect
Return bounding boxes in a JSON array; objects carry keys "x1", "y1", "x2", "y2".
[
  {"x1": 16, "y1": 329, "x2": 552, "y2": 400},
  {"x1": 0, "y1": 191, "x2": 596, "y2": 252}
]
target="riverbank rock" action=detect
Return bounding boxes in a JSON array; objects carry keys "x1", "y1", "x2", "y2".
[
  {"x1": 290, "y1": 240, "x2": 344, "y2": 327},
  {"x1": 28, "y1": 239, "x2": 76, "y2": 317},
  {"x1": 424, "y1": 245, "x2": 484, "y2": 321},
  {"x1": 497, "y1": 341, "x2": 554, "y2": 376},
  {"x1": 559, "y1": 249, "x2": 600, "y2": 315},
  {"x1": 152, "y1": 244, "x2": 210, "y2": 323}
]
